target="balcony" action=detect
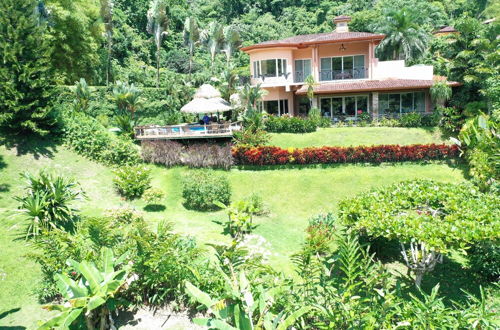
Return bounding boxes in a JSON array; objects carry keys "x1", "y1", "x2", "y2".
[
  {"x1": 320, "y1": 67, "x2": 368, "y2": 81},
  {"x1": 294, "y1": 71, "x2": 308, "y2": 83}
]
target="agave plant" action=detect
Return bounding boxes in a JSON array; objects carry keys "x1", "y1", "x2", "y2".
[
  {"x1": 38, "y1": 248, "x2": 129, "y2": 329},
  {"x1": 15, "y1": 171, "x2": 83, "y2": 238}
]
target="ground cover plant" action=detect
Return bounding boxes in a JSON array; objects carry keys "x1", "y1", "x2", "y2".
[{"x1": 112, "y1": 165, "x2": 152, "y2": 199}]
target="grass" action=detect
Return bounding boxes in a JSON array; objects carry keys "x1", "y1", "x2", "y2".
[
  {"x1": 269, "y1": 127, "x2": 447, "y2": 148},
  {"x1": 0, "y1": 133, "x2": 488, "y2": 328}
]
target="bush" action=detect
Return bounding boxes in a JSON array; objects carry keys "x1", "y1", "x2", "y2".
[
  {"x1": 142, "y1": 187, "x2": 165, "y2": 204},
  {"x1": 104, "y1": 206, "x2": 145, "y2": 225},
  {"x1": 232, "y1": 144, "x2": 459, "y2": 166},
  {"x1": 15, "y1": 170, "x2": 83, "y2": 237},
  {"x1": 265, "y1": 116, "x2": 317, "y2": 133},
  {"x1": 339, "y1": 180, "x2": 500, "y2": 285},
  {"x1": 468, "y1": 241, "x2": 500, "y2": 281},
  {"x1": 304, "y1": 213, "x2": 337, "y2": 254},
  {"x1": 439, "y1": 106, "x2": 465, "y2": 135},
  {"x1": 233, "y1": 128, "x2": 270, "y2": 146},
  {"x1": 182, "y1": 170, "x2": 231, "y2": 211},
  {"x1": 113, "y1": 165, "x2": 151, "y2": 199},
  {"x1": 399, "y1": 112, "x2": 423, "y2": 127},
  {"x1": 244, "y1": 193, "x2": 266, "y2": 216},
  {"x1": 62, "y1": 111, "x2": 140, "y2": 166}
]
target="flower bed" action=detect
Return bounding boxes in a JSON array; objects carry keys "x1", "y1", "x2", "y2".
[{"x1": 232, "y1": 144, "x2": 459, "y2": 165}]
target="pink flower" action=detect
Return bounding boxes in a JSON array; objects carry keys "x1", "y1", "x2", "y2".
[{"x1": 357, "y1": 110, "x2": 363, "y2": 114}]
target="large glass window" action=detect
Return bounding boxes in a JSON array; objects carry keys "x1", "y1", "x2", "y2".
[
  {"x1": 320, "y1": 95, "x2": 369, "y2": 118},
  {"x1": 294, "y1": 59, "x2": 312, "y2": 83},
  {"x1": 262, "y1": 100, "x2": 289, "y2": 116},
  {"x1": 320, "y1": 55, "x2": 365, "y2": 81},
  {"x1": 297, "y1": 96, "x2": 310, "y2": 116},
  {"x1": 379, "y1": 92, "x2": 427, "y2": 114},
  {"x1": 253, "y1": 59, "x2": 288, "y2": 78}
]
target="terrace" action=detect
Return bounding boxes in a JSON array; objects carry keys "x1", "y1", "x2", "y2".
[{"x1": 134, "y1": 121, "x2": 242, "y2": 140}]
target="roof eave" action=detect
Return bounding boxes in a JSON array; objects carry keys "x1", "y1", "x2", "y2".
[{"x1": 241, "y1": 35, "x2": 385, "y2": 53}]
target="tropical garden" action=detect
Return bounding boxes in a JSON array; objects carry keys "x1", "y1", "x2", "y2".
[{"x1": 0, "y1": 0, "x2": 499, "y2": 328}]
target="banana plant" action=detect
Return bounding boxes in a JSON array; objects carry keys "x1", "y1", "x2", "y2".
[
  {"x1": 38, "y1": 248, "x2": 129, "y2": 330},
  {"x1": 186, "y1": 271, "x2": 311, "y2": 330}
]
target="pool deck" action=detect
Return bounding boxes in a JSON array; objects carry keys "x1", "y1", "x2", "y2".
[{"x1": 134, "y1": 122, "x2": 242, "y2": 140}]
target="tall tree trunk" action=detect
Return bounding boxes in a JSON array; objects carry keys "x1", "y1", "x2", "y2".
[{"x1": 156, "y1": 46, "x2": 160, "y2": 88}]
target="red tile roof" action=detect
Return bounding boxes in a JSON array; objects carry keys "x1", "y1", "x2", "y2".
[
  {"x1": 241, "y1": 31, "x2": 385, "y2": 52},
  {"x1": 295, "y1": 79, "x2": 461, "y2": 95}
]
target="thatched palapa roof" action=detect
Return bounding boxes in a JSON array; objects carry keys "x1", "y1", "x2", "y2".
[{"x1": 181, "y1": 84, "x2": 232, "y2": 114}]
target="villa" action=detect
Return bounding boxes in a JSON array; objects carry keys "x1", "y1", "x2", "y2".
[{"x1": 241, "y1": 15, "x2": 459, "y2": 120}]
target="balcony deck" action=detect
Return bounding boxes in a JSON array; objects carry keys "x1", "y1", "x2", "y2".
[{"x1": 134, "y1": 122, "x2": 242, "y2": 140}]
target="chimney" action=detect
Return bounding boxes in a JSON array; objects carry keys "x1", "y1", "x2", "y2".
[{"x1": 334, "y1": 15, "x2": 351, "y2": 33}]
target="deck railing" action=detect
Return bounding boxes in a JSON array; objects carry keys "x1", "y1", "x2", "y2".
[{"x1": 134, "y1": 122, "x2": 242, "y2": 140}]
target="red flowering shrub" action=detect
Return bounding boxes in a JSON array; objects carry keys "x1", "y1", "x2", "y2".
[{"x1": 232, "y1": 144, "x2": 459, "y2": 165}]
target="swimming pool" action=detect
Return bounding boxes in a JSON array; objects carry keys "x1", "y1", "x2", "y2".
[{"x1": 171, "y1": 126, "x2": 206, "y2": 133}]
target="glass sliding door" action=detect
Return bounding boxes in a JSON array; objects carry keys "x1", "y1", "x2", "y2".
[
  {"x1": 353, "y1": 55, "x2": 365, "y2": 79},
  {"x1": 401, "y1": 93, "x2": 413, "y2": 113},
  {"x1": 344, "y1": 96, "x2": 356, "y2": 116},
  {"x1": 294, "y1": 59, "x2": 311, "y2": 83},
  {"x1": 320, "y1": 58, "x2": 332, "y2": 81},
  {"x1": 379, "y1": 91, "x2": 427, "y2": 114},
  {"x1": 320, "y1": 95, "x2": 369, "y2": 118},
  {"x1": 414, "y1": 92, "x2": 425, "y2": 112},
  {"x1": 320, "y1": 98, "x2": 331, "y2": 117}
]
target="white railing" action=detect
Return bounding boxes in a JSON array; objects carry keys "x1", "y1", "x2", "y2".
[{"x1": 134, "y1": 122, "x2": 242, "y2": 140}]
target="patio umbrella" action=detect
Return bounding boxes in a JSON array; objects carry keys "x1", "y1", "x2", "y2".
[{"x1": 181, "y1": 84, "x2": 232, "y2": 114}]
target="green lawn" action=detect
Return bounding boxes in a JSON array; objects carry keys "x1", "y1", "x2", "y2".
[
  {"x1": 269, "y1": 127, "x2": 448, "y2": 148},
  {"x1": 0, "y1": 140, "x2": 468, "y2": 328}
]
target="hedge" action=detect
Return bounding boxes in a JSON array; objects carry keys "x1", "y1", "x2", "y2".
[{"x1": 232, "y1": 144, "x2": 459, "y2": 166}]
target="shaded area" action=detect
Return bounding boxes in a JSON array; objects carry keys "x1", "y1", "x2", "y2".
[
  {"x1": 0, "y1": 134, "x2": 60, "y2": 159},
  {"x1": 0, "y1": 308, "x2": 26, "y2": 330},
  {"x1": 143, "y1": 204, "x2": 166, "y2": 212}
]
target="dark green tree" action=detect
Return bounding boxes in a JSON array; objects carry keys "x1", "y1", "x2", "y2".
[{"x1": 0, "y1": 0, "x2": 58, "y2": 136}]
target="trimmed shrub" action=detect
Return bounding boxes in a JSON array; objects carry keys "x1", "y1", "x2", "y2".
[
  {"x1": 265, "y1": 116, "x2": 317, "y2": 133},
  {"x1": 233, "y1": 128, "x2": 270, "y2": 146},
  {"x1": 232, "y1": 144, "x2": 459, "y2": 166},
  {"x1": 104, "y1": 206, "x2": 145, "y2": 225},
  {"x1": 113, "y1": 165, "x2": 151, "y2": 199},
  {"x1": 62, "y1": 112, "x2": 140, "y2": 166},
  {"x1": 143, "y1": 187, "x2": 165, "y2": 204},
  {"x1": 399, "y1": 112, "x2": 423, "y2": 127},
  {"x1": 182, "y1": 170, "x2": 231, "y2": 211}
]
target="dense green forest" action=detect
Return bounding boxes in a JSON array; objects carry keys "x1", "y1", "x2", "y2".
[{"x1": 20, "y1": 0, "x2": 500, "y2": 88}]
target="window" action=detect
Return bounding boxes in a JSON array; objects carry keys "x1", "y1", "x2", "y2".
[
  {"x1": 262, "y1": 100, "x2": 289, "y2": 116},
  {"x1": 294, "y1": 59, "x2": 311, "y2": 83},
  {"x1": 297, "y1": 96, "x2": 310, "y2": 115},
  {"x1": 320, "y1": 95, "x2": 369, "y2": 118},
  {"x1": 379, "y1": 92, "x2": 426, "y2": 114},
  {"x1": 320, "y1": 55, "x2": 365, "y2": 81},
  {"x1": 252, "y1": 59, "x2": 288, "y2": 78}
]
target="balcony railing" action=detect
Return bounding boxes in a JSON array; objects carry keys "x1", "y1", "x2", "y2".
[
  {"x1": 294, "y1": 71, "x2": 309, "y2": 83},
  {"x1": 320, "y1": 67, "x2": 367, "y2": 81}
]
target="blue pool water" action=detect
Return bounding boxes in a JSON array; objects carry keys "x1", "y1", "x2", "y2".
[{"x1": 171, "y1": 126, "x2": 206, "y2": 133}]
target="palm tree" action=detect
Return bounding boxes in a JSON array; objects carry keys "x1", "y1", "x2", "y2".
[
  {"x1": 238, "y1": 83, "x2": 268, "y2": 112},
  {"x1": 372, "y1": 8, "x2": 429, "y2": 61},
  {"x1": 183, "y1": 17, "x2": 200, "y2": 77},
  {"x1": 201, "y1": 21, "x2": 224, "y2": 74},
  {"x1": 304, "y1": 75, "x2": 317, "y2": 108},
  {"x1": 100, "y1": 0, "x2": 114, "y2": 86},
  {"x1": 221, "y1": 25, "x2": 241, "y2": 65},
  {"x1": 147, "y1": 0, "x2": 169, "y2": 87},
  {"x1": 430, "y1": 80, "x2": 452, "y2": 107}
]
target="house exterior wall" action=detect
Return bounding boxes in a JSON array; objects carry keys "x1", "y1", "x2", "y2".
[{"x1": 261, "y1": 87, "x2": 296, "y2": 115}]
